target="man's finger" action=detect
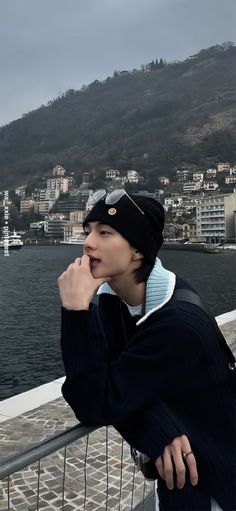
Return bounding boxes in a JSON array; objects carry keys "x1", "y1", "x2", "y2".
[
  {"x1": 184, "y1": 453, "x2": 198, "y2": 486},
  {"x1": 155, "y1": 456, "x2": 165, "y2": 480},
  {"x1": 180, "y1": 435, "x2": 198, "y2": 486},
  {"x1": 162, "y1": 447, "x2": 174, "y2": 490},
  {"x1": 80, "y1": 254, "x2": 90, "y2": 266},
  {"x1": 169, "y1": 446, "x2": 186, "y2": 489}
]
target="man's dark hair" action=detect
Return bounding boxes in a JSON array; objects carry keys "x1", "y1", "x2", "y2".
[{"x1": 133, "y1": 258, "x2": 153, "y2": 284}]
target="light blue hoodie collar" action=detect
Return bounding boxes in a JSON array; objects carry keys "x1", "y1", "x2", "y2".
[{"x1": 97, "y1": 257, "x2": 176, "y2": 325}]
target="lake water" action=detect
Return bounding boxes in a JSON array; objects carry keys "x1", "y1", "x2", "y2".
[{"x1": 0, "y1": 245, "x2": 235, "y2": 400}]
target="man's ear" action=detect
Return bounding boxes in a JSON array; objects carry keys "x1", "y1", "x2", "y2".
[{"x1": 133, "y1": 249, "x2": 144, "y2": 261}]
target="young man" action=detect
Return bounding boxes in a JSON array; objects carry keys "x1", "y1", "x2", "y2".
[{"x1": 58, "y1": 190, "x2": 235, "y2": 510}]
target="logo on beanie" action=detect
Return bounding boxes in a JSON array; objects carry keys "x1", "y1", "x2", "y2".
[{"x1": 108, "y1": 208, "x2": 117, "y2": 215}]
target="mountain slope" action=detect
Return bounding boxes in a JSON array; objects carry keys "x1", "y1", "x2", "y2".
[{"x1": 0, "y1": 43, "x2": 235, "y2": 188}]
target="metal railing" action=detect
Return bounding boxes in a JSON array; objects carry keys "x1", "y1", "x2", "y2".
[{"x1": 0, "y1": 423, "x2": 155, "y2": 511}]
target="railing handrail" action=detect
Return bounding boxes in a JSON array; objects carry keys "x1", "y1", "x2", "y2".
[{"x1": 0, "y1": 422, "x2": 99, "y2": 480}]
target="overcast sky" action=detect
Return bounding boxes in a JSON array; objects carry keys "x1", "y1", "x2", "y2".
[{"x1": 0, "y1": 0, "x2": 235, "y2": 127}]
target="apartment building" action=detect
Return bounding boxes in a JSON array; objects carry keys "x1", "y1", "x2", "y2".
[
  {"x1": 196, "y1": 193, "x2": 236, "y2": 242},
  {"x1": 47, "y1": 177, "x2": 69, "y2": 193},
  {"x1": 20, "y1": 199, "x2": 35, "y2": 213}
]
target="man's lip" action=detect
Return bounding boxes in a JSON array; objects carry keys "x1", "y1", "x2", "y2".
[{"x1": 88, "y1": 256, "x2": 101, "y2": 262}]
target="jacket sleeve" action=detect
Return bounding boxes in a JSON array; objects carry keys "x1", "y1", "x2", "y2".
[
  {"x1": 61, "y1": 303, "x2": 201, "y2": 426},
  {"x1": 114, "y1": 400, "x2": 189, "y2": 461}
]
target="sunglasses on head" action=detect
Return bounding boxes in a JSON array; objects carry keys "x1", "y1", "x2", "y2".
[{"x1": 87, "y1": 189, "x2": 144, "y2": 216}]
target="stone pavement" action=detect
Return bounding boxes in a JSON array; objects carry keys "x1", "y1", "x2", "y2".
[{"x1": 0, "y1": 313, "x2": 235, "y2": 511}]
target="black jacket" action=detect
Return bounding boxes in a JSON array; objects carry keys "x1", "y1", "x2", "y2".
[{"x1": 61, "y1": 259, "x2": 236, "y2": 510}]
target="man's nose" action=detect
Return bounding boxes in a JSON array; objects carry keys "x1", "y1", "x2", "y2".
[{"x1": 84, "y1": 231, "x2": 97, "y2": 249}]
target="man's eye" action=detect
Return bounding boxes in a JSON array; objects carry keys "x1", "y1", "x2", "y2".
[{"x1": 100, "y1": 230, "x2": 111, "y2": 236}]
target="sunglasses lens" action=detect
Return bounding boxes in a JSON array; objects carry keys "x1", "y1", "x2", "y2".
[
  {"x1": 105, "y1": 189, "x2": 125, "y2": 205},
  {"x1": 88, "y1": 189, "x2": 106, "y2": 205}
]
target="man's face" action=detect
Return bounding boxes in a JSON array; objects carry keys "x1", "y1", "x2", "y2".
[{"x1": 83, "y1": 221, "x2": 140, "y2": 280}]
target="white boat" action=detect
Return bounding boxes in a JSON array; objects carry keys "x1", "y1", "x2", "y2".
[
  {"x1": 60, "y1": 234, "x2": 85, "y2": 245},
  {"x1": 0, "y1": 230, "x2": 24, "y2": 250}
]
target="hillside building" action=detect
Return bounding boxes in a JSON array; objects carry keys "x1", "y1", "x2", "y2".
[
  {"x1": 176, "y1": 170, "x2": 190, "y2": 181},
  {"x1": 193, "y1": 172, "x2": 204, "y2": 182},
  {"x1": 206, "y1": 168, "x2": 217, "y2": 178},
  {"x1": 20, "y1": 199, "x2": 35, "y2": 213},
  {"x1": 217, "y1": 163, "x2": 230, "y2": 173},
  {"x1": 69, "y1": 211, "x2": 87, "y2": 222},
  {"x1": 106, "y1": 170, "x2": 120, "y2": 180},
  {"x1": 52, "y1": 165, "x2": 66, "y2": 177},
  {"x1": 47, "y1": 177, "x2": 69, "y2": 193},
  {"x1": 203, "y1": 182, "x2": 219, "y2": 191},
  {"x1": 183, "y1": 181, "x2": 202, "y2": 193},
  {"x1": 159, "y1": 177, "x2": 170, "y2": 186}
]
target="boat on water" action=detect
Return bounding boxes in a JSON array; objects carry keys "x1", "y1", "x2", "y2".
[
  {"x1": 0, "y1": 230, "x2": 24, "y2": 250},
  {"x1": 162, "y1": 241, "x2": 220, "y2": 253},
  {"x1": 60, "y1": 234, "x2": 85, "y2": 245}
]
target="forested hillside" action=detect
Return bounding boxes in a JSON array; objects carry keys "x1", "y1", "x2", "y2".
[{"x1": 0, "y1": 43, "x2": 235, "y2": 189}]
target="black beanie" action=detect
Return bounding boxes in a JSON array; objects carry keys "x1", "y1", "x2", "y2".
[{"x1": 83, "y1": 194, "x2": 165, "y2": 267}]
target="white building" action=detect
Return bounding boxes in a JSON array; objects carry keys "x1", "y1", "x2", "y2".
[
  {"x1": 34, "y1": 200, "x2": 55, "y2": 214},
  {"x1": 196, "y1": 193, "x2": 236, "y2": 242},
  {"x1": 159, "y1": 176, "x2": 170, "y2": 186},
  {"x1": 64, "y1": 223, "x2": 84, "y2": 241},
  {"x1": 183, "y1": 181, "x2": 202, "y2": 193},
  {"x1": 106, "y1": 169, "x2": 120, "y2": 179},
  {"x1": 15, "y1": 185, "x2": 27, "y2": 197},
  {"x1": 30, "y1": 221, "x2": 47, "y2": 230},
  {"x1": 225, "y1": 176, "x2": 236, "y2": 184},
  {"x1": 193, "y1": 172, "x2": 204, "y2": 182},
  {"x1": 203, "y1": 182, "x2": 219, "y2": 191},
  {"x1": 40, "y1": 189, "x2": 60, "y2": 201},
  {"x1": 52, "y1": 165, "x2": 66, "y2": 177},
  {"x1": 206, "y1": 168, "x2": 217, "y2": 178},
  {"x1": 69, "y1": 210, "x2": 87, "y2": 222},
  {"x1": 47, "y1": 177, "x2": 69, "y2": 193},
  {"x1": 127, "y1": 170, "x2": 141, "y2": 183},
  {"x1": 20, "y1": 199, "x2": 35, "y2": 213},
  {"x1": 176, "y1": 170, "x2": 189, "y2": 181},
  {"x1": 217, "y1": 163, "x2": 230, "y2": 173}
]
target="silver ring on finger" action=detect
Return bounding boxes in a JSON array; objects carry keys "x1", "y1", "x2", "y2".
[{"x1": 182, "y1": 451, "x2": 193, "y2": 459}]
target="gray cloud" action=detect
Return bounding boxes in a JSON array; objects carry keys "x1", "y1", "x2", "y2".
[{"x1": 0, "y1": 0, "x2": 235, "y2": 126}]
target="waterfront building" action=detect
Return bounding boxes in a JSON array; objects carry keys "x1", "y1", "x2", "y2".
[
  {"x1": 182, "y1": 222, "x2": 197, "y2": 242},
  {"x1": 196, "y1": 193, "x2": 236, "y2": 243},
  {"x1": 20, "y1": 199, "x2": 35, "y2": 213},
  {"x1": 45, "y1": 219, "x2": 69, "y2": 240},
  {"x1": 29, "y1": 221, "x2": 47, "y2": 230},
  {"x1": 63, "y1": 222, "x2": 84, "y2": 241}
]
